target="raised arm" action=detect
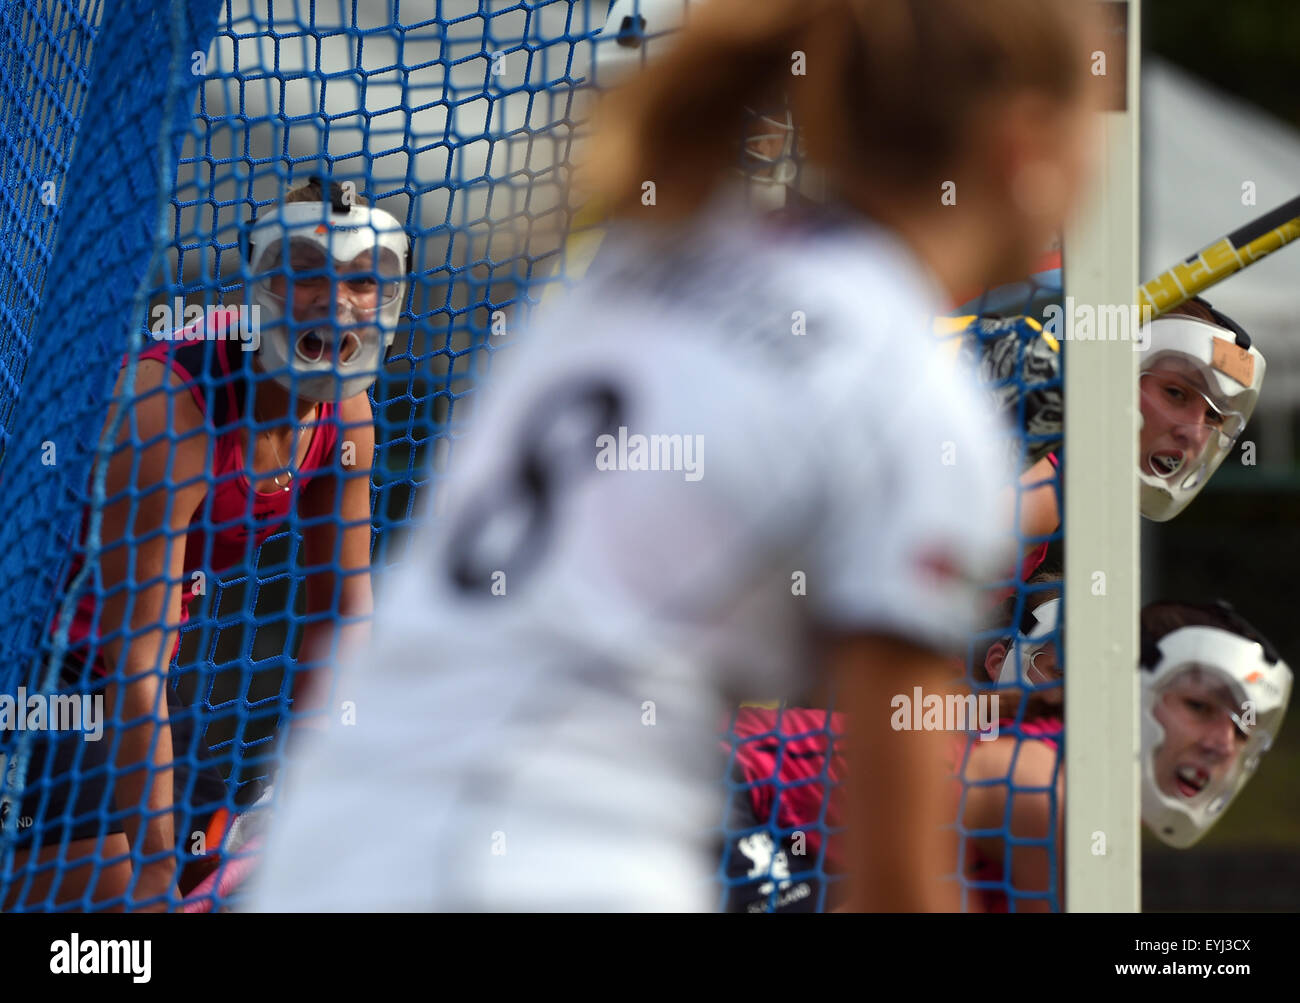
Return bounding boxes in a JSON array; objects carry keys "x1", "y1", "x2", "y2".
[
  {"x1": 962, "y1": 734, "x2": 1064, "y2": 912},
  {"x1": 1016, "y1": 455, "x2": 1060, "y2": 541},
  {"x1": 834, "y1": 635, "x2": 964, "y2": 911},
  {"x1": 94, "y1": 359, "x2": 209, "y2": 909}
]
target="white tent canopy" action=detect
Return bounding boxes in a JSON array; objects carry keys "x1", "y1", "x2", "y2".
[{"x1": 1142, "y1": 57, "x2": 1300, "y2": 440}]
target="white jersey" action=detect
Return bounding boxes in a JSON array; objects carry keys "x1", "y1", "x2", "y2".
[{"x1": 251, "y1": 197, "x2": 1014, "y2": 912}]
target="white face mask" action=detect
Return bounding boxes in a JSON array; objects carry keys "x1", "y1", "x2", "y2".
[
  {"x1": 1138, "y1": 317, "x2": 1265, "y2": 522},
  {"x1": 1140, "y1": 625, "x2": 1292, "y2": 847},
  {"x1": 997, "y1": 596, "x2": 1063, "y2": 691},
  {"x1": 245, "y1": 202, "x2": 410, "y2": 402}
]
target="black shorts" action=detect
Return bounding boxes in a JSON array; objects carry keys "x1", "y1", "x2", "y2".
[
  {"x1": 2, "y1": 660, "x2": 230, "y2": 852},
  {"x1": 719, "y1": 764, "x2": 844, "y2": 914}
]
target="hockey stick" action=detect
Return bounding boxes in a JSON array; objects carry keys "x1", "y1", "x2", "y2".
[
  {"x1": 941, "y1": 198, "x2": 1300, "y2": 471},
  {"x1": 1139, "y1": 194, "x2": 1300, "y2": 318}
]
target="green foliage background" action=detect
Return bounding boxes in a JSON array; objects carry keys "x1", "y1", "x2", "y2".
[{"x1": 1147, "y1": 0, "x2": 1300, "y2": 130}]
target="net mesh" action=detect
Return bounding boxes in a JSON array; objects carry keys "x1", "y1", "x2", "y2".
[
  {"x1": 0, "y1": 0, "x2": 1065, "y2": 912},
  {"x1": 717, "y1": 272, "x2": 1065, "y2": 914}
]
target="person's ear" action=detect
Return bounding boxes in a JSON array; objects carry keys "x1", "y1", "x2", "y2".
[
  {"x1": 961, "y1": 93, "x2": 1074, "y2": 287},
  {"x1": 984, "y1": 641, "x2": 1009, "y2": 682},
  {"x1": 993, "y1": 93, "x2": 1070, "y2": 219}
]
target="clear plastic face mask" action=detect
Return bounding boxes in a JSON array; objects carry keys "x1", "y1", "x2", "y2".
[
  {"x1": 1139, "y1": 370, "x2": 1244, "y2": 481},
  {"x1": 259, "y1": 239, "x2": 405, "y2": 311}
]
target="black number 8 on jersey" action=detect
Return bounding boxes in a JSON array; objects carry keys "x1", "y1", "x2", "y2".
[{"x1": 448, "y1": 379, "x2": 627, "y2": 594}]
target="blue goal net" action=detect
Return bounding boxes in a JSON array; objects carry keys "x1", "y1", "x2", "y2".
[{"x1": 0, "y1": 0, "x2": 1064, "y2": 913}]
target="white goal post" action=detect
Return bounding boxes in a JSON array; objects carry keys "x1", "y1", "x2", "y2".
[{"x1": 1063, "y1": 0, "x2": 1142, "y2": 912}]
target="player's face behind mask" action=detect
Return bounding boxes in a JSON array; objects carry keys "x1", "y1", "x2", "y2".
[
  {"x1": 1138, "y1": 313, "x2": 1264, "y2": 522},
  {"x1": 737, "y1": 105, "x2": 800, "y2": 212},
  {"x1": 245, "y1": 201, "x2": 409, "y2": 403},
  {"x1": 1140, "y1": 617, "x2": 1292, "y2": 848},
  {"x1": 593, "y1": 0, "x2": 809, "y2": 214},
  {"x1": 991, "y1": 595, "x2": 1063, "y2": 708}
]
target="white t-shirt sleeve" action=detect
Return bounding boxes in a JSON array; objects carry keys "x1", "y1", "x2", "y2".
[{"x1": 807, "y1": 329, "x2": 1014, "y2": 650}]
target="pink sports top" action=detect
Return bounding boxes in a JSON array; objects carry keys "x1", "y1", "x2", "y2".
[{"x1": 59, "y1": 309, "x2": 340, "y2": 674}]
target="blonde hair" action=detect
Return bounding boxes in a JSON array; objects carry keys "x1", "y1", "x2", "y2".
[{"x1": 582, "y1": 0, "x2": 1095, "y2": 221}]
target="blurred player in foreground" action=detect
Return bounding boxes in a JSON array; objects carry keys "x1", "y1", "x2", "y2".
[
  {"x1": 252, "y1": 0, "x2": 1102, "y2": 911},
  {"x1": 721, "y1": 576, "x2": 1292, "y2": 912}
]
